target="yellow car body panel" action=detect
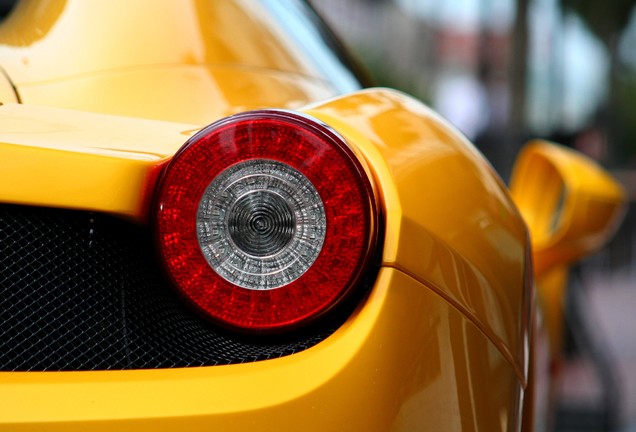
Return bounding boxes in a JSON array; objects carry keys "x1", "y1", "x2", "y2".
[
  {"x1": 510, "y1": 140, "x2": 626, "y2": 275},
  {"x1": 0, "y1": 268, "x2": 522, "y2": 432},
  {"x1": 0, "y1": 0, "x2": 333, "y2": 83},
  {"x1": 306, "y1": 90, "x2": 530, "y2": 382},
  {"x1": 0, "y1": 67, "x2": 17, "y2": 102},
  {"x1": 0, "y1": 0, "x2": 346, "y2": 123},
  {"x1": 0, "y1": 89, "x2": 528, "y2": 431},
  {"x1": 0, "y1": 103, "x2": 196, "y2": 219},
  {"x1": 0, "y1": 89, "x2": 531, "y2": 383},
  {"x1": 2, "y1": 1, "x2": 602, "y2": 431},
  {"x1": 15, "y1": 66, "x2": 336, "y2": 124},
  {"x1": 510, "y1": 140, "x2": 626, "y2": 358}
]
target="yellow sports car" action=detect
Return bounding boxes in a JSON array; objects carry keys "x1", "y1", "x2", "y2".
[{"x1": 0, "y1": 1, "x2": 625, "y2": 431}]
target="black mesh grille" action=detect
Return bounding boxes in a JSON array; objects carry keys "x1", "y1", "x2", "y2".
[{"x1": 0, "y1": 204, "x2": 341, "y2": 371}]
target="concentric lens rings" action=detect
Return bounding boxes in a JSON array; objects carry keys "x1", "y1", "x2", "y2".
[
  {"x1": 227, "y1": 190, "x2": 295, "y2": 257},
  {"x1": 196, "y1": 159, "x2": 326, "y2": 290}
]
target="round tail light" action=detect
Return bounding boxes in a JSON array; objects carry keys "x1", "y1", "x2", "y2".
[{"x1": 154, "y1": 110, "x2": 378, "y2": 333}]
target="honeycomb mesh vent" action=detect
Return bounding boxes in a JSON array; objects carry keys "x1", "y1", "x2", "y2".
[{"x1": 0, "y1": 204, "x2": 339, "y2": 371}]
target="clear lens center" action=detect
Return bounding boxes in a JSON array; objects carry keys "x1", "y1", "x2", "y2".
[
  {"x1": 228, "y1": 191, "x2": 295, "y2": 257},
  {"x1": 196, "y1": 159, "x2": 326, "y2": 290}
]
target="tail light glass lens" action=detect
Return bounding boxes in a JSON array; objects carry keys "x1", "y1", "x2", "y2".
[{"x1": 154, "y1": 110, "x2": 378, "y2": 333}]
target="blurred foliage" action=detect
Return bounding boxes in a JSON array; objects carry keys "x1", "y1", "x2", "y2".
[
  {"x1": 354, "y1": 46, "x2": 431, "y2": 105},
  {"x1": 562, "y1": 0, "x2": 636, "y2": 42},
  {"x1": 616, "y1": 77, "x2": 636, "y2": 161},
  {"x1": 562, "y1": 0, "x2": 636, "y2": 165},
  {"x1": 315, "y1": 0, "x2": 636, "y2": 166}
]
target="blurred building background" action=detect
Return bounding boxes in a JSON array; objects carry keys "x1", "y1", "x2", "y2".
[
  {"x1": 312, "y1": 0, "x2": 636, "y2": 173},
  {"x1": 310, "y1": 0, "x2": 636, "y2": 430}
]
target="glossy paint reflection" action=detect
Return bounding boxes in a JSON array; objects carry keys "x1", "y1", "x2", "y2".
[
  {"x1": 307, "y1": 89, "x2": 531, "y2": 382},
  {"x1": 0, "y1": 0, "x2": 359, "y2": 123}
]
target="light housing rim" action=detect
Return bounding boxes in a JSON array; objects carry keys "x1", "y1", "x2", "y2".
[{"x1": 153, "y1": 109, "x2": 379, "y2": 334}]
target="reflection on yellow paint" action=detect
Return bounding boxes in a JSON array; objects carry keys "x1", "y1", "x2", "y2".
[
  {"x1": 0, "y1": 0, "x2": 66, "y2": 46},
  {"x1": 307, "y1": 89, "x2": 530, "y2": 383}
]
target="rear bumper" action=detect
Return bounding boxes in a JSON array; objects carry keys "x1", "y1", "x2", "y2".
[{"x1": 0, "y1": 268, "x2": 522, "y2": 432}]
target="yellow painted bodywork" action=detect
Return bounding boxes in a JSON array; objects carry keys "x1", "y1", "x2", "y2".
[
  {"x1": 306, "y1": 91, "x2": 530, "y2": 383},
  {"x1": 510, "y1": 140, "x2": 625, "y2": 276},
  {"x1": 0, "y1": 90, "x2": 531, "y2": 383},
  {"x1": 0, "y1": 67, "x2": 18, "y2": 103},
  {"x1": 510, "y1": 140, "x2": 626, "y2": 357},
  {"x1": 0, "y1": 90, "x2": 529, "y2": 431},
  {"x1": 0, "y1": 103, "x2": 196, "y2": 219},
  {"x1": 509, "y1": 141, "x2": 626, "y2": 432},
  {"x1": 0, "y1": 0, "x2": 344, "y2": 123},
  {"x1": 0, "y1": 1, "x2": 532, "y2": 430}
]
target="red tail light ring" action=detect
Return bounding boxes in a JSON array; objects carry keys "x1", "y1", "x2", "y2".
[{"x1": 154, "y1": 110, "x2": 378, "y2": 333}]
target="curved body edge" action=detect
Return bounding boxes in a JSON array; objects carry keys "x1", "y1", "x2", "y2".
[
  {"x1": 0, "y1": 268, "x2": 522, "y2": 432},
  {"x1": 304, "y1": 88, "x2": 532, "y2": 383}
]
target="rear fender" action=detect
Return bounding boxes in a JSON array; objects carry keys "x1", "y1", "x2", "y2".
[{"x1": 304, "y1": 88, "x2": 532, "y2": 383}]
